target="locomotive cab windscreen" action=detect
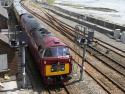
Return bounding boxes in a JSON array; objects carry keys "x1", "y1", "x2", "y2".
[{"x1": 44, "y1": 46, "x2": 70, "y2": 57}]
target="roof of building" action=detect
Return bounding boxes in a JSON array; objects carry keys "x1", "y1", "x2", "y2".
[
  {"x1": 0, "y1": 34, "x2": 9, "y2": 44},
  {"x1": 0, "y1": 5, "x2": 8, "y2": 19}
]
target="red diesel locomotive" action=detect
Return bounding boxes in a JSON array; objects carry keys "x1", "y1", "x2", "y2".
[{"x1": 14, "y1": 1, "x2": 72, "y2": 84}]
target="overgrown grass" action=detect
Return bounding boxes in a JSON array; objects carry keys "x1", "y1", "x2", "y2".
[{"x1": 46, "y1": 0, "x2": 56, "y2": 5}]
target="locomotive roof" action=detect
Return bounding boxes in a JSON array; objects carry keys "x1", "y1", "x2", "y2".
[
  {"x1": 21, "y1": 14, "x2": 40, "y2": 31},
  {"x1": 43, "y1": 36, "x2": 66, "y2": 48},
  {"x1": 37, "y1": 28, "x2": 52, "y2": 37},
  {"x1": 22, "y1": 13, "x2": 35, "y2": 20}
]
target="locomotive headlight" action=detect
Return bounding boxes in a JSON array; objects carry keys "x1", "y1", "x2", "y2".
[
  {"x1": 51, "y1": 68, "x2": 54, "y2": 72},
  {"x1": 60, "y1": 65, "x2": 65, "y2": 71},
  {"x1": 69, "y1": 59, "x2": 70, "y2": 62},
  {"x1": 61, "y1": 67, "x2": 65, "y2": 71},
  {"x1": 44, "y1": 61, "x2": 46, "y2": 64}
]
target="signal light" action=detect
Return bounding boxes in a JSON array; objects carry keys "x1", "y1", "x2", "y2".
[
  {"x1": 77, "y1": 37, "x2": 86, "y2": 45},
  {"x1": 80, "y1": 38, "x2": 86, "y2": 44},
  {"x1": 10, "y1": 39, "x2": 19, "y2": 48}
]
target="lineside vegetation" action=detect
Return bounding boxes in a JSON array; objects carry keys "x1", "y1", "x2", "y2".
[{"x1": 46, "y1": 0, "x2": 55, "y2": 4}]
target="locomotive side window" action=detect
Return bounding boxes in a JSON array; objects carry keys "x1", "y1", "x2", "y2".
[
  {"x1": 44, "y1": 48, "x2": 52, "y2": 57},
  {"x1": 39, "y1": 49, "x2": 44, "y2": 58},
  {"x1": 44, "y1": 46, "x2": 70, "y2": 57},
  {"x1": 38, "y1": 46, "x2": 42, "y2": 51}
]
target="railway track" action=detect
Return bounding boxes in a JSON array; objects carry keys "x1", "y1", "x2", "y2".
[
  {"x1": 42, "y1": 10, "x2": 125, "y2": 76},
  {"x1": 43, "y1": 10, "x2": 125, "y2": 57},
  {"x1": 31, "y1": 3, "x2": 125, "y2": 59},
  {"x1": 21, "y1": 2, "x2": 125, "y2": 94},
  {"x1": 49, "y1": 5, "x2": 125, "y2": 31},
  {"x1": 42, "y1": 11, "x2": 125, "y2": 92}
]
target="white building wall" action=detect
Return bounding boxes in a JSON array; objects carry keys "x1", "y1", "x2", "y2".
[
  {"x1": 0, "y1": 54, "x2": 8, "y2": 72},
  {"x1": 37, "y1": 0, "x2": 47, "y2": 3}
]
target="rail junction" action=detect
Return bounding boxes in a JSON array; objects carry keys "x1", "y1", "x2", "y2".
[{"x1": 0, "y1": 0, "x2": 125, "y2": 94}]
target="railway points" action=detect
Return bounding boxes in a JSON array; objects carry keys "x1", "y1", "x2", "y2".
[{"x1": 0, "y1": 0, "x2": 125, "y2": 94}]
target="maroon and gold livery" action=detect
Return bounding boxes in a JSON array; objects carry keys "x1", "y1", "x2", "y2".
[{"x1": 13, "y1": 8, "x2": 73, "y2": 84}]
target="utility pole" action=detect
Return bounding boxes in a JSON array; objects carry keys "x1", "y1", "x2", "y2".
[
  {"x1": 21, "y1": 41, "x2": 27, "y2": 89},
  {"x1": 80, "y1": 39, "x2": 87, "y2": 81},
  {"x1": 10, "y1": 25, "x2": 27, "y2": 89},
  {"x1": 10, "y1": 40, "x2": 27, "y2": 88}
]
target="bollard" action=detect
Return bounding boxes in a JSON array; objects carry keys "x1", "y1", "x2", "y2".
[
  {"x1": 114, "y1": 29, "x2": 121, "y2": 40},
  {"x1": 121, "y1": 31, "x2": 125, "y2": 43}
]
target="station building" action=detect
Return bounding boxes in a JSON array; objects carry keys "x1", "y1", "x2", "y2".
[
  {"x1": 0, "y1": 34, "x2": 18, "y2": 77},
  {"x1": 0, "y1": 5, "x2": 17, "y2": 77}
]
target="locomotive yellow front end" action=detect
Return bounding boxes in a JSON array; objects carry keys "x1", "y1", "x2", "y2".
[
  {"x1": 40, "y1": 46, "x2": 72, "y2": 84},
  {"x1": 45, "y1": 62, "x2": 70, "y2": 76}
]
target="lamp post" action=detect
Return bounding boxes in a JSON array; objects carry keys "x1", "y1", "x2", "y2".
[
  {"x1": 80, "y1": 38, "x2": 87, "y2": 81},
  {"x1": 10, "y1": 40, "x2": 27, "y2": 89},
  {"x1": 20, "y1": 41, "x2": 27, "y2": 89}
]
